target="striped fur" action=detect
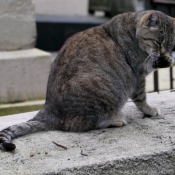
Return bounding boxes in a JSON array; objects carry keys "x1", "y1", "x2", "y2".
[{"x1": 0, "y1": 11, "x2": 175, "y2": 151}]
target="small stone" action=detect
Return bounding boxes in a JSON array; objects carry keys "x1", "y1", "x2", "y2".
[{"x1": 30, "y1": 153, "x2": 35, "y2": 157}]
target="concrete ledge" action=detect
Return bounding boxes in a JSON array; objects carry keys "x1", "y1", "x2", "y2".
[
  {"x1": 0, "y1": 91, "x2": 175, "y2": 175},
  {"x1": 0, "y1": 48, "x2": 51, "y2": 104}
]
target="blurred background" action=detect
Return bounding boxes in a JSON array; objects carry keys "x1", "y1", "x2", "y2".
[
  {"x1": 33, "y1": 0, "x2": 144, "y2": 52},
  {"x1": 33, "y1": 0, "x2": 175, "y2": 52},
  {"x1": 33, "y1": 0, "x2": 175, "y2": 92},
  {"x1": 0, "y1": 0, "x2": 175, "y2": 116}
]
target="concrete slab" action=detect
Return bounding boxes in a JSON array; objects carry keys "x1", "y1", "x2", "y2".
[
  {"x1": 0, "y1": 90, "x2": 175, "y2": 175},
  {"x1": 0, "y1": 48, "x2": 51, "y2": 104}
]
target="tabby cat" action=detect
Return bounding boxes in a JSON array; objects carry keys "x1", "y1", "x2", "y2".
[{"x1": 0, "y1": 10, "x2": 174, "y2": 151}]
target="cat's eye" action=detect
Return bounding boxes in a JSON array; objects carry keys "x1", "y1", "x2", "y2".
[
  {"x1": 159, "y1": 31, "x2": 164, "y2": 35},
  {"x1": 168, "y1": 45, "x2": 172, "y2": 50}
]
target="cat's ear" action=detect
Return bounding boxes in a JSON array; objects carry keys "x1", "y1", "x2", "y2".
[{"x1": 140, "y1": 12, "x2": 159, "y2": 30}]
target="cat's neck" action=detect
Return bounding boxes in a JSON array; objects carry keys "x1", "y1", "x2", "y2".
[
  {"x1": 103, "y1": 12, "x2": 143, "y2": 56},
  {"x1": 103, "y1": 13, "x2": 137, "y2": 39},
  {"x1": 103, "y1": 12, "x2": 148, "y2": 75}
]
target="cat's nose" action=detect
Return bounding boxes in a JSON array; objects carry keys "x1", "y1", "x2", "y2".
[
  {"x1": 160, "y1": 48, "x2": 166, "y2": 56},
  {"x1": 160, "y1": 52, "x2": 166, "y2": 57}
]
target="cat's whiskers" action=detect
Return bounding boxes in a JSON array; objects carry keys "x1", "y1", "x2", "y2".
[
  {"x1": 144, "y1": 54, "x2": 153, "y2": 74},
  {"x1": 144, "y1": 54, "x2": 152, "y2": 65}
]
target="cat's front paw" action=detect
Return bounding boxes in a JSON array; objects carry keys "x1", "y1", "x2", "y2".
[
  {"x1": 153, "y1": 56, "x2": 174, "y2": 68},
  {"x1": 170, "y1": 58, "x2": 174, "y2": 66},
  {"x1": 144, "y1": 107, "x2": 161, "y2": 117},
  {"x1": 168, "y1": 57, "x2": 174, "y2": 67}
]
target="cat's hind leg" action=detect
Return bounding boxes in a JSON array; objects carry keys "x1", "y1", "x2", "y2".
[{"x1": 97, "y1": 112, "x2": 127, "y2": 129}]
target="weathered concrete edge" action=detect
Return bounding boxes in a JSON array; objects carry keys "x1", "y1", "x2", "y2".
[{"x1": 58, "y1": 150, "x2": 175, "y2": 175}]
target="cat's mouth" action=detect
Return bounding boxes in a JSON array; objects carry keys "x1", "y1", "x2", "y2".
[{"x1": 150, "y1": 55, "x2": 159, "y2": 62}]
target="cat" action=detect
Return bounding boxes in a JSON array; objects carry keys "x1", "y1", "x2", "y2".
[{"x1": 0, "y1": 10, "x2": 174, "y2": 151}]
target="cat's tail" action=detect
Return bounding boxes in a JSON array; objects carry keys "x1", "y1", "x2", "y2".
[{"x1": 0, "y1": 109, "x2": 57, "y2": 151}]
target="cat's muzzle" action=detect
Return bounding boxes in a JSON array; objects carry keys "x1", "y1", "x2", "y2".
[{"x1": 151, "y1": 55, "x2": 174, "y2": 68}]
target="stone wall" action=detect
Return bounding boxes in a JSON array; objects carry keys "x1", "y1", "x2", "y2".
[
  {"x1": 0, "y1": 49, "x2": 51, "y2": 104},
  {"x1": 0, "y1": 0, "x2": 51, "y2": 104},
  {"x1": 0, "y1": 0, "x2": 36, "y2": 50}
]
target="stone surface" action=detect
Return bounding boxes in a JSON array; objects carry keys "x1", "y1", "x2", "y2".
[
  {"x1": 0, "y1": 91, "x2": 175, "y2": 175},
  {"x1": 0, "y1": 48, "x2": 51, "y2": 104},
  {"x1": 0, "y1": 0, "x2": 36, "y2": 50}
]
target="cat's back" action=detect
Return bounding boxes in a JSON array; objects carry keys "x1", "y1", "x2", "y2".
[
  {"x1": 45, "y1": 22, "x2": 134, "y2": 114},
  {"x1": 48, "y1": 25, "x2": 122, "y2": 87},
  {"x1": 58, "y1": 25, "x2": 116, "y2": 63}
]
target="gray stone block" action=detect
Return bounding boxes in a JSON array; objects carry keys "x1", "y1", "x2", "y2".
[
  {"x1": 0, "y1": 48, "x2": 51, "y2": 103},
  {"x1": 0, "y1": 0, "x2": 36, "y2": 50}
]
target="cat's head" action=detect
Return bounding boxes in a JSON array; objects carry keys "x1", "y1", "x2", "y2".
[{"x1": 136, "y1": 11, "x2": 175, "y2": 67}]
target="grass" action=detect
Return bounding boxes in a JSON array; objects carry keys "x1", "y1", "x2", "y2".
[{"x1": 0, "y1": 104, "x2": 44, "y2": 117}]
